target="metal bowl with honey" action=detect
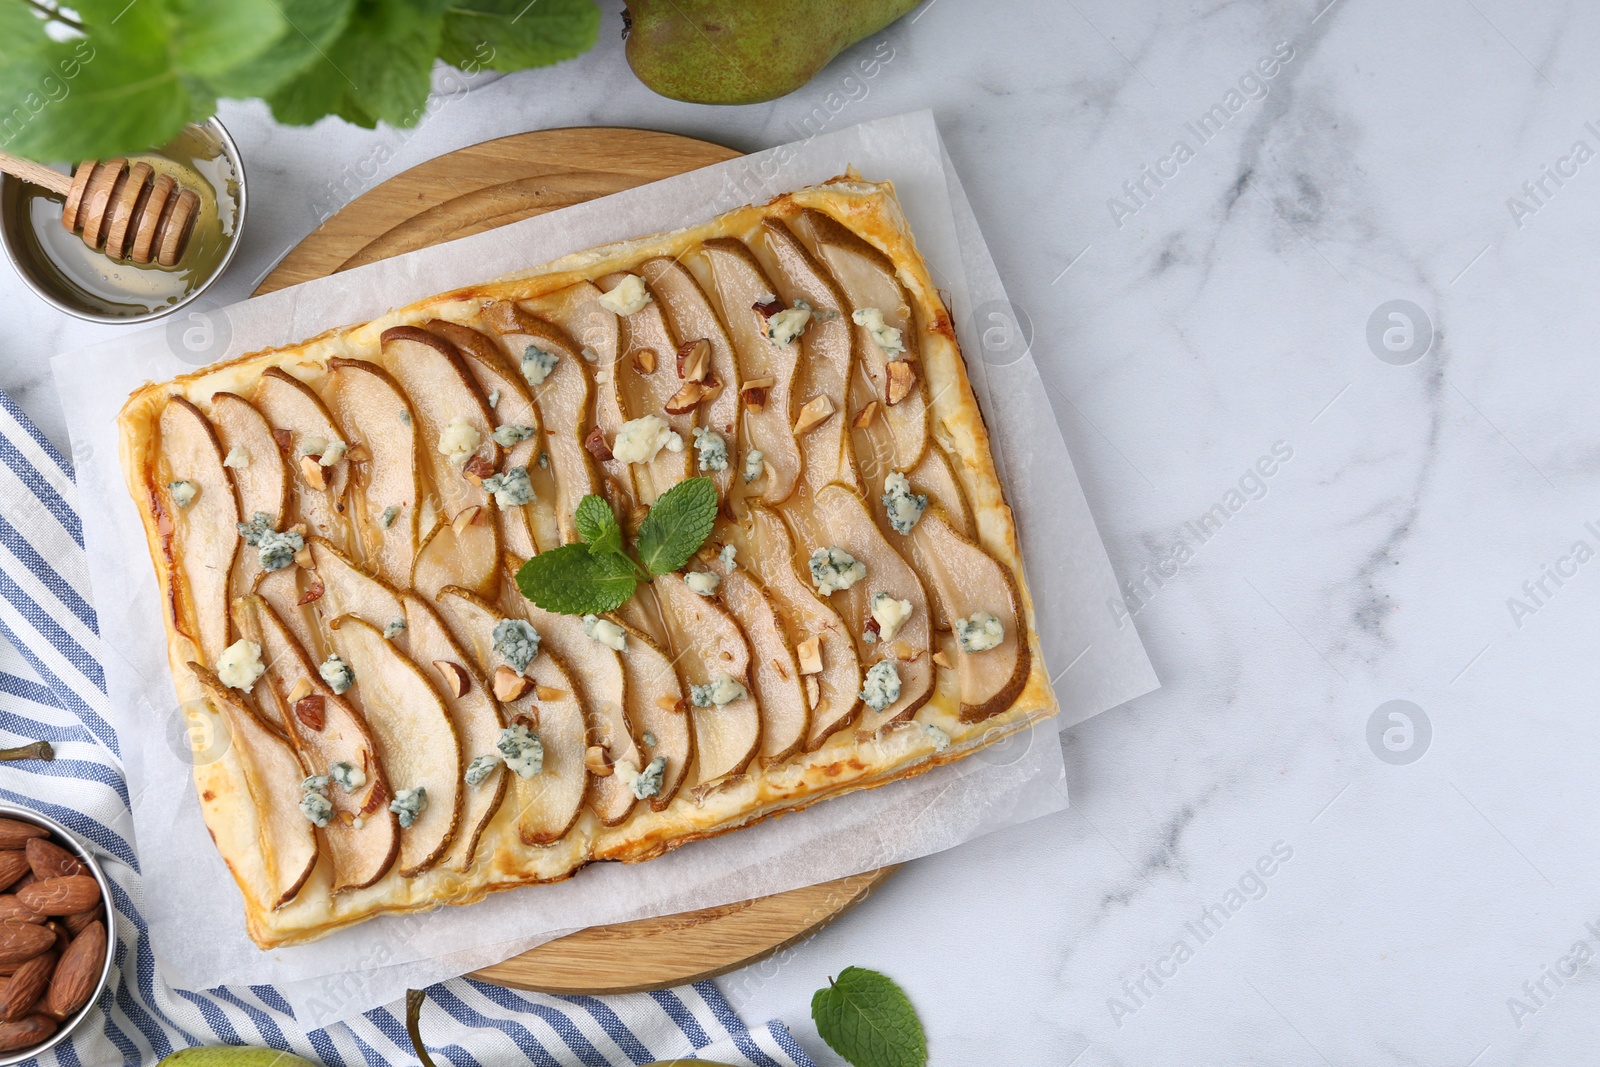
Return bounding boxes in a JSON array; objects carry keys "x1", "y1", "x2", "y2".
[{"x1": 1, "y1": 118, "x2": 246, "y2": 324}]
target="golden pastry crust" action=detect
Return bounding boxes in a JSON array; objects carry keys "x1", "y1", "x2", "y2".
[{"x1": 118, "y1": 175, "x2": 1059, "y2": 947}]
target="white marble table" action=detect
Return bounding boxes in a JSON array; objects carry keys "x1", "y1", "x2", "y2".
[{"x1": 7, "y1": 0, "x2": 1599, "y2": 1063}]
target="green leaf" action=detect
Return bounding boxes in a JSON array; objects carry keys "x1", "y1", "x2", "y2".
[
  {"x1": 169, "y1": 0, "x2": 287, "y2": 79},
  {"x1": 574, "y1": 494, "x2": 623, "y2": 558},
  {"x1": 340, "y1": 0, "x2": 448, "y2": 127},
  {"x1": 206, "y1": 0, "x2": 355, "y2": 99},
  {"x1": 811, "y1": 967, "x2": 927, "y2": 1067},
  {"x1": 265, "y1": 51, "x2": 359, "y2": 126},
  {"x1": 633, "y1": 477, "x2": 717, "y2": 578},
  {"x1": 515, "y1": 543, "x2": 637, "y2": 616},
  {"x1": 440, "y1": 0, "x2": 600, "y2": 73}
]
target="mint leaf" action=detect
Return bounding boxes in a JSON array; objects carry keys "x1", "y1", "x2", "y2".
[
  {"x1": 515, "y1": 543, "x2": 636, "y2": 616},
  {"x1": 811, "y1": 967, "x2": 926, "y2": 1067},
  {"x1": 340, "y1": 0, "x2": 448, "y2": 127},
  {"x1": 574, "y1": 495, "x2": 623, "y2": 558},
  {"x1": 169, "y1": 0, "x2": 288, "y2": 80},
  {"x1": 0, "y1": 38, "x2": 191, "y2": 160},
  {"x1": 634, "y1": 477, "x2": 717, "y2": 577},
  {"x1": 208, "y1": 0, "x2": 355, "y2": 98},
  {"x1": 440, "y1": 0, "x2": 600, "y2": 72}
]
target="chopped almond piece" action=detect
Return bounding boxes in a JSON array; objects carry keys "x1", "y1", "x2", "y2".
[
  {"x1": 535, "y1": 685, "x2": 568, "y2": 702},
  {"x1": 463, "y1": 455, "x2": 496, "y2": 483},
  {"x1": 433, "y1": 660, "x2": 470, "y2": 698},
  {"x1": 634, "y1": 348, "x2": 658, "y2": 374},
  {"x1": 452, "y1": 505, "x2": 482, "y2": 536},
  {"x1": 344, "y1": 442, "x2": 371, "y2": 463},
  {"x1": 297, "y1": 579, "x2": 325, "y2": 606},
  {"x1": 294, "y1": 694, "x2": 326, "y2": 732},
  {"x1": 493, "y1": 665, "x2": 533, "y2": 702},
  {"x1": 853, "y1": 401, "x2": 880, "y2": 429},
  {"x1": 804, "y1": 675, "x2": 820, "y2": 710},
  {"x1": 656, "y1": 695, "x2": 686, "y2": 714},
  {"x1": 584, "y1": 426, "x2": 613, "y2": 462},
  {"x1": 293, "y1": 547, "x2": 312, "y2": 568},
  {"x1": 752, "y1": 297, "x2": 784, "y2": 319},
  {"x1": 676, "y1": 338, "x2": 711, "y2": 381},
  {"x1": 886, "y1": 360, "x2": 917, "y2": 406},
  {"x1": 299, "y1": 455, "x2": 328, "y2": 490},
  {"x1": 286, "y1": 677, "x2": 313, "y2": 705},
  {"x1": 932, "y1": 649, "x2": 954, "y2": 668},
  {"x1": 665, "y1": 381, "x2": 707, "y2": 414},
  {"x1": 796, "y1": 635, "x2": 823, "y2": 675},
  {"x1": 271, "y1": 428, "x2": 293, "y2": 453},
  {"x1": 792, "y1": 395, "x2": 836, "y2": 435},
  {"x1": 585, "y1": 745, "x2": 614, "y2": 776}
]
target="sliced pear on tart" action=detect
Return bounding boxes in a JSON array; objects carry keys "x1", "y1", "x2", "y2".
[
  {"x1": 401, "y1": 590, "x2": 506, "y2": 871},
  {"x1": 598, "y1": 270, "x2": 693, "y2": 504},
  {"x1": 712, "y1": 563, "x2": 808, "y2": 766},
  {"x1": 434, "y1": 585, "x2": 589, "y2": 844},
  {"x1": 911, "y1": 511, "x2": 1030, "y2": 722},
  {"x1": 699, "y1": 238, "x2": 801, "y2": 504},
  {"x1": 796, "y1": 208, "x2": 929, "y2": 474},
  {"x1": 638, "y1": 256, "x2": 739, "y2": 500},
  {"x1": 208, "y1": 391, "x2": 289, "y2": 603},
  {"x1": 653, "y1": 571, "x2": 760, "y2": 785},
  {"x1": 483, "y1": 299, "x2": 600, "y2": 544},
  {"x1": 740, "y1": 505, "x2": 861, "y2": 749},
  {"x1": 307, "y1": 536, "x2": 406, "y2": 643},
  {"x1": 379, "y1": 326, "x2": 502, "y2": 596},
  {"x1": 253, "y1": 368, "x2": 352, "y2": 548},
  {"x1": 327, "y1": 357, "x2": 421, "y2": 587},
  {"x1": 253, "y1": 565, "x2": 326, "y2": 663},
  {"x1": 326, "y1": 614, "x2": 462, "y2": 877},
  {"x1": 812, "y1": 483, "x2": 933, "y2": 729},
  {"x1": 412, "y1": 512, "x2": 499, "y2": 601},
  {"x1": 758, "y1": 218, "x2": 858, "y2": 493},
  {"x1": 864, "y1": 450, "x2": 975, "y2": 629},
  {"x1": 609, "y1": 617, "x2": 692, "y2": 810},
  {"x1": 423, "y1": 318, "x2": 553, "y2": 557},
  {"x1": 233, "y1": 593, "x2": 399, "y2": 892},
  {"x1": 188, "y1": 662, "x2": 317, "y2": 909},
  {"x1": 158, "y1": 395, "x2": 240, "y2": 665}
]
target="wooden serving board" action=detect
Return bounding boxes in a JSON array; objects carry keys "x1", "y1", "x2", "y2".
[{"x1": 255, "y1": 126, "x2": 895, "y2": 995}]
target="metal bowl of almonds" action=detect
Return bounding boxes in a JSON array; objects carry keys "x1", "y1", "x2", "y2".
[{"x1": 0, "y1": 805, "x2": 113, "y2": 1065}]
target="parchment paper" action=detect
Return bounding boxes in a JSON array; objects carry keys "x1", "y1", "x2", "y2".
[{"x1": 52, "y1": 111, "x2": 1157, "y2": 1025}]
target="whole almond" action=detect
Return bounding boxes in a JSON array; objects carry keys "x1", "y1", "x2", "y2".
[
  {"x1": 0, "y1": 821, "x2": 48, "y2": 851},
  {"x1": 0, "y1": 923, "x2": 54, "y2": 964},
  {"x1": 44, "y1": 919, "x2": 104, "y2": 1019},
  {"x1": 0, "y1": 899, "x2": 40, "y2": 926},
  {"x1": 0, "y1": 855, "x2": 28, "y2": 894},
  {"x1": 8, "y1": 873, "x2": 34, "y2": 895},
  {"x1": 0, "y1": 1013, "x2": 54, "y2": 1051},
  {"x1": 17, "y1": 877, "x2": 99, "y2": 917},
  {"x1": 23, "y1": 840, "x2": 84, "y2": 881},
  {"x1": 63, "y1": 908, "x2": 101, "y2": 938},
  {"x1": 0, "y1": 951, "x2": 55, "y2": 1021},
  {"x1": 42, "y1": 923, "x2": 68, "y2": 955}
]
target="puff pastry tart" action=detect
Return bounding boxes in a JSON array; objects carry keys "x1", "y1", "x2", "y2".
[{"x1": 118, "y1": 174, "x2": 1059, "y2": 947}]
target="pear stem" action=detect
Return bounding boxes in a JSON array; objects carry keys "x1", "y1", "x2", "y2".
[
  {"x1": 0, "y1": 741, "x2": 52, "y2": 762},
  {"x1": 406, "y1": 989, "x2": 441, "y2": 1067}
]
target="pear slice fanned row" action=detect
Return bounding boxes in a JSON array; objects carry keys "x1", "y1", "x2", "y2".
[{"x1": 122, "y1": 176, "x2": 1057, "y2": 948}]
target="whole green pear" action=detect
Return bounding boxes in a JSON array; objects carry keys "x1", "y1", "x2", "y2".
[
  {"x1": 623, "y1": 0, "x2": 920, "y2": 105},
  {"x1": 157, "y1": 1049, "x2": 322, "y2": 1067}
]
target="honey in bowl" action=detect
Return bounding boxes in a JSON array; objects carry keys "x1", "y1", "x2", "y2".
[{"x1": 1, "y1": 121, "x2": 243, "y2": 321}]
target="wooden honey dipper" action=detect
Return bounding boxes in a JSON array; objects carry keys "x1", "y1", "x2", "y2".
[{"x1": 0, "y1": 150, "x2": 200, "y2": 267}]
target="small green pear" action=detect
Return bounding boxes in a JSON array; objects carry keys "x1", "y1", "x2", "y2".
[
  {"x1": 158, "y1": 1049, "x2": 322, "y2": 1067},
  {"x1": 623, "y1": 0, "x2": 920, "y2": 105}
]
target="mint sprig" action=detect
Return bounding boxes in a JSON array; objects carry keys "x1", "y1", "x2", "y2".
[
  {"x1": 515, "y1": 478, "x2": 717, "y2": 616},
  {"x1": 811, "y1": 967, "x2": 927, "y2": 1067}
]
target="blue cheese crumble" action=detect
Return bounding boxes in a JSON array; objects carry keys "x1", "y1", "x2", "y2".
[
  {"x1": 496, "y1": 722, "x2": 544, "y2": 778},
  {"x1": 222, "y1": 445, "x2": 249, "y2": 469},
  {"x1": 808, "y1": 546, "x2": 866, "y2": 595},
  {"x1": 299, "y1": 780, "x2": 333, "y2": 827},
  {"x1": 881, "y1": 472, "x2": 928, "y2": 535},
  {"x1": 923, "y1": 723, "x2": 951, "y2": 752},
  {"x1": 329, "y1": 761, "x2": 367, "y2": 792},
  {"x1": 617, "y1": 756, "x2": 666, "y2": 800},
  {"x1": 318, "y1": 439, "x2": 348, "y2": 466},
  {"x1": 302, "y1": 774, "x2": 330, "y2": 794},
  {"x1": 319, "y1": 653, "x2": 355, "y2": 695},
  {"x1": 613, "y1": 415, "x2": 683, "y2": 465},
  {"x1": 851, "y1": 307, "x2": 905, "y2": 358},
  {"x1": 860, "y1": 660, "x2": 901, "y2": 711},
  {"x1": 583, "y1": 614, "x2": 626, "y2": 651},
  {"x1": 870, "y1": 592, "x2": 913, "y2": 643},
  {"x1": 492, "y1": 423, "x2": 534, "y2": 448},
  {"x1": 742, "y1": 449, "x2": 764, "y2": 483},
  {"x1": 487, "y1": 388, "x2": 501, "y2": 410},
  {"x1": 492, "y1": 618, "x2": 540, "y2": 673},
  {"x1": 719, "y1": 544, "x2": 737, "y2": 570},
  {"x1": 216, "y1": 638, "x2": 265, "y2": 691},
  {"x1": 955, "y1": 611, "x2": 1005, "y2": 653},
  {"x1": 437, "y1": 416, "x2": 481, "y2": 466},
  {"x1": 168, "y1": 480, "x2": 198, "y2": 508},
  {"x1": 383, "y1": 618, "x2": 407, "y2": 640},
  {"x1": 482, "y1": 465, "x2": 534, "y2": 508},
  {"x1": 389, "y1": 787, "x2": 427, "y2": 829},
  {"x1": 237, "y1": 512, "x2": 303, "y2": 572},
  {"x1": 597, "y1": 274, "x2": 651, "y2": 316},
  {"x1": 684, "y1": 570, "x2": 720, "y2": 596},
  {"x1": 521, "y1": 344, "x2": 560, "y2": 388},
  {"x1": 690, "y1": 673, "x2": 747, "y2": 707},
  {"x1": 379, "y1": 504, "x2": 401, "y2": 529},
  {"x1": 766, "y1": 300, "x2": 812, "y2": 346},
  {"x1": 692, "y1": 427, "x2": 728, "y2": 473},
  {"x1": 465, "y1": 753, "x2": 500, "y2": 787}
]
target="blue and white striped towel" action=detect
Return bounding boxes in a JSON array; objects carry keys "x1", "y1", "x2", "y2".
[{"x1": 0, "y1": 388, "x2": 815, "y2": 1067}]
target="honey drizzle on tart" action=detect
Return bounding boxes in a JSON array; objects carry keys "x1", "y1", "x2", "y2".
[{"x1": 121, "y1": 176, "x2": 1056, "y2": 947}]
